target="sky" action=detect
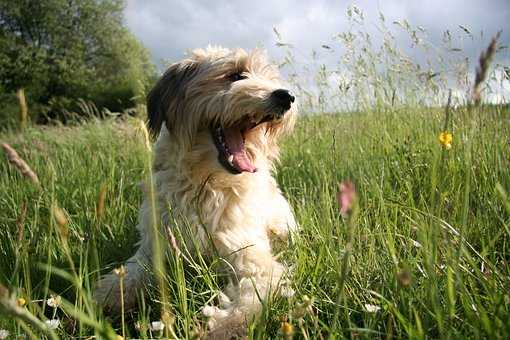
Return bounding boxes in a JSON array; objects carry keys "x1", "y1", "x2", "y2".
[
  {"x1": 124, "y1": 0, "x2": 510, "y2": 104},
  {"x1": 125, "y1": 0, "x2": 509, "y2": 64}
]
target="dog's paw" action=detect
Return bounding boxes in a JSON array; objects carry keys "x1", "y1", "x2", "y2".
[
  {"x1": 202, "y1": 305, "x2": 232, "y2": 330},
  {"x1": 203, "y1": 306, "x2": 247, "y2": 339},
  {"x1": 267, "y1": 201, "x2": 298, "y2": 242}
]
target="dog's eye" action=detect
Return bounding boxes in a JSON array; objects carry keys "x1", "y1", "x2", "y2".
[{"x1": 228, "y1": 72, "x2": 247, "y2": 82}]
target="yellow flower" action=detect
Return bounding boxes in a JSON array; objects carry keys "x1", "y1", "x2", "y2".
[
  {"x1": 17, "y1": 297, "x2": 26, "y2": 307},
  {"x1": 438, "y1": 132, "x2": 453, "y2": 149},
  {"x1": 280, "y1": 321, "x2": 294, "y2": 337}
]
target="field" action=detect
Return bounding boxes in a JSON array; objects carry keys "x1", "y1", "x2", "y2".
[{"x1": 1, "y1": 102, "x2": 509, "y2": 338}]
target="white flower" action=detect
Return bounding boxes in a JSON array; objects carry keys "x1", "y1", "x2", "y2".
[
  {"x1": 0, "y1": 329, "x2": 10, "y2": 340},
  {"x1": 150, "y1": 320, "x2": 165, "y2": 332},
  {"x1": 411, "y1": 240, "x2": 422, "y2": 248},
  {"x1": 45, "y1": 319, "x2": 60, "y2": 330},
  {"x1": 364, "y1": 304, "x2": 381, "y2": 313},
  {"x1": 46, "y1": 295, "x2": 61, "y2": 308}
]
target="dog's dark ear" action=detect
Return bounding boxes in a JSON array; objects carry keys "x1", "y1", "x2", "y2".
[{"x1": 146, "y1": 60, "x2": 197, "y2": 137}]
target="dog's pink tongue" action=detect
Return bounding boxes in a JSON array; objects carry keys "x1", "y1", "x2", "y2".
[{"x1": 224, "y1": 127, "x2": 256, "y2": 173}]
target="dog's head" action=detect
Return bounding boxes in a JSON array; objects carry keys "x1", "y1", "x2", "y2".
[{"x1": 147, "y1": 46, "x2": 296, "y2": 175}]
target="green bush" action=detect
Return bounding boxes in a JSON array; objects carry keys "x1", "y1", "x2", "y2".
[{"x1": 0, "y1": 0, "x2": 156, "y2": 124}]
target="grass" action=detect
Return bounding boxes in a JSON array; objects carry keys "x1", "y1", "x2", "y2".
[{"x1": 0, "y1": 102, "x2": 509, "y2": 338}]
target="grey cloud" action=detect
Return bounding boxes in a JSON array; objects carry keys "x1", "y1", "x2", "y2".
[{"x1": 125, "y1": 0, "x2": 510, "y2": 69}]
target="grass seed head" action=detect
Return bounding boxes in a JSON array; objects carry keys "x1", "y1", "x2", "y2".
[
  {"x1": 472, "y1": 31, "x2": 501, "y2": 105},
  {"x1": 113, "y1": 265, "x2": 127, "y2": 278},
  {"x1": 52, "y1": 205, "x2": 69, "y2": 239},
  {"x1": 136, "y1": 119, "x2": 152, "y2": 151},
  {"x1": 96, "y1": 184, "x2": 107, "y2": 220},
  {"x1": 1, "y1": 143, "x2": 40, "y2": 186}
]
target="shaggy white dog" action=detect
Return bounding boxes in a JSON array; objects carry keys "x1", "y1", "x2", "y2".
[{"x1": 95, "y1": 46, "x2": 298, "y2": 338}]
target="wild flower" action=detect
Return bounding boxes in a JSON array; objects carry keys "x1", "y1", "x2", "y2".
[
  {"x1": 46, "y1": 295, "x2": 61, "y2": 308},
  {"x1": 411, "y1": 239, "x2": 422, "y2": 248},
  {"x1": 45, "y1": 318, "x2": 60, "y2": 330},
  {"x1": 17, "y1": 297, "x2": 26, "y2": 307},
  {"x1": 280, "y1": 321, "x2": 294, "y2": 339},
  {"x1": 150, "y1": 320, "x2": 165, "y2": 332},
  {"x1": 336, "y1": 181, "x2": 357, "y2": 217},
  {"x1": 438, "y1": 132, "x2": 453, "y2": 149},
  {"x1": 0, "y1": 329, "x2": 9, "y2": 340},
  {"x1": 364, "y1": 304, "x2": 381, "y2": 313}
]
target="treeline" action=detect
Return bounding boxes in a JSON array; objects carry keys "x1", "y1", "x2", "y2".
[{"x1": 0, "y1": 0, "x2": 156, "y2": 128}]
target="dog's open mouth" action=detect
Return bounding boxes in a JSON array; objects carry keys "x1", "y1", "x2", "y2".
[{"x1": 212, "y1": 114, "x2": 279, "y2": 174}]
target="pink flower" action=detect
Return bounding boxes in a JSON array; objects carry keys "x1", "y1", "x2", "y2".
[{"x1": 337, "y1": 181, "x2": 356, "y2": 217}]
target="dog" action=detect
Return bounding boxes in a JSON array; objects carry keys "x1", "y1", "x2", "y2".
[{"x1": 94, "y1": 46, "x2": 298, "y2": 338}]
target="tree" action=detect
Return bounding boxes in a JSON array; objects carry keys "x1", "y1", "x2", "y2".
[{"x1": 0, "y1": 0, "x2": 155, "y2": 122}]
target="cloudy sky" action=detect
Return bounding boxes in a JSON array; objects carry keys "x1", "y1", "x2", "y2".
[
  {"x1": 125, "y1": 0, "x2": 509, "y2": 66},
  {"x1": 124, "y1": 1, "x2": 509, "y2": 105}
]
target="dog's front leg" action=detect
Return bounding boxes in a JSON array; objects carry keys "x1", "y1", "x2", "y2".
[
  {"x1": 203, "y1": 228, "x2": 293, "y2": 338},
  {"x1": 267, "y1": 193, "x2": 298, "y2": 241}
]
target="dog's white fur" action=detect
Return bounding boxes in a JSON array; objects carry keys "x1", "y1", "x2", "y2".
[{"x1": 94, "y1": 46, "x2": 297, "y2": 337}]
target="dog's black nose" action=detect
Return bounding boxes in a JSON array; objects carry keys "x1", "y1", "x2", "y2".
[{"x1": 271, "y1": 89, "x2": 295, "y2": 110}]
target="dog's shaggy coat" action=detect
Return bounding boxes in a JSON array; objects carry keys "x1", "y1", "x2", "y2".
[{"x1": 95, "y1": 46, "x2": 298, "y2": 338}]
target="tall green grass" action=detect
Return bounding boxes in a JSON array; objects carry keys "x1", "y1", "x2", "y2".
[
  {"x1": 0, "y1": 101, "x2": 509, "y2": 338},
  {"x1": 1, "y1": 7, "x2": 509, "y2": 338}
]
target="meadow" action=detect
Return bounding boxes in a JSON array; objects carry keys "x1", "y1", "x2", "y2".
[
  {"x1": 1, "y1": 99, "x2": 509, "y2": 339},
  {"x1": 1, "y1": 9, "x2": 510, "y2": 339}
]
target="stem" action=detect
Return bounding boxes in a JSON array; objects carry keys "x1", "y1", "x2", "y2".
[{"x1": 120, "y1": 275, "x2": 125, "y2": 339}]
